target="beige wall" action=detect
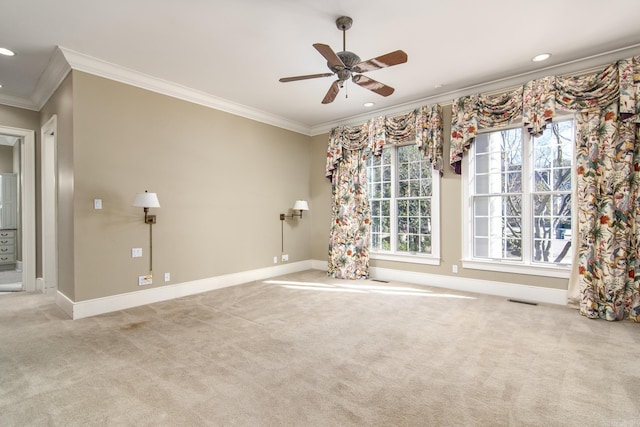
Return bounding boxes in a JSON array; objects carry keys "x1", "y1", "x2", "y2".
[
  {"x1": 71, "y1": 71, "x2": 311, "y2": 301},
  {"x1": 0, "y1": 104, "x2": 40, "y2": 131},
  {"x1": 309, "y1": 105, "x2": 568, "y2": 291},
  {"x1": 0, "y1": 69, "x2": 568, "y2": 305}
]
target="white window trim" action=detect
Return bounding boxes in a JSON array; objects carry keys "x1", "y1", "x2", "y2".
[
  {"x1": 461, "y1": 118, "x2": 574, "y2": 278},
  {"x1": 369, "y1": 145, "x2": 441, "y2": 264}
]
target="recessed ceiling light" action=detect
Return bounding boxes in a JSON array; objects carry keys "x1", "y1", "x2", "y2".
[
  {"x1": 532, "y1": 53, "x2": 551, "y2": 62},
  {"x1": 434, "y1": 84, "x2": 443, "y2": 89},
  {"x1": 363, "y1": 102, "x2": 375, "y2": 108},
  {"x1": 0, "y1": 48, "x2": 15, "y2": 56}
]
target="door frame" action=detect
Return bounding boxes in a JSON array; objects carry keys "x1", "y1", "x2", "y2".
[
  {"x1": 0, "y1": 125, "x2": 35, "y2": 292},
  {"x1": 41, "y1": 116, "x2": 57, "y2": 293}
]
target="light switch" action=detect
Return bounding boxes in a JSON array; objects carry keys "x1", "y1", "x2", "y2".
[
  {"x1": 132, "y1": 248, "x2": 142, "y2": 258},
  {"x1": 94, "y1": 199, "x2": 102, "y2": 209}
]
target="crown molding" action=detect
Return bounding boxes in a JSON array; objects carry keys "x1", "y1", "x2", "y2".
[
  {"x1": 0, "y1": 93, "x2": 38, "y2": 111},
  {"x1": 58, "y1": 47, "x2": 312, "y2": 136},
  {"x1": 309, "y1": 43, "x2": 640, "y2": 136},
  {"x1": 32, "y1": 47, "x2": 72, "y2": 110}
]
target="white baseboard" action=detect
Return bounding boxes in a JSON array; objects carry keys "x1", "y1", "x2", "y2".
[
  {"x1": 35, "y1": 277, "x2": 45, "y2": 292},
  {"x1": 58, "y1": 260, "x2": 312, "y2": 320},
  {"x1": 56, "y1": 259, "x2": 567, "y2": 320},
  {"x1": 311, "y1": 259, "x2": 329, "y2": 271},
  {"x1": 311, "y1": 259, "x2": 567, "y2": 305}
]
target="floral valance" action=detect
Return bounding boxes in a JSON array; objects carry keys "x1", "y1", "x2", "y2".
[
  {"x1": 325, "y1": 104, "x2": 443, "y2": 182},
  {"x1": 449, "y1": 55, "x2": 640, "y2": 173}
]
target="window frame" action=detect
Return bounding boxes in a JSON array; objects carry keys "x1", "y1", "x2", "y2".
[
  {"x1": 367, "y1": 144, "x2": 441, "y2": 266},
  {"x1": 461, "y1": 116, "x2": 576, "y2": 278}
]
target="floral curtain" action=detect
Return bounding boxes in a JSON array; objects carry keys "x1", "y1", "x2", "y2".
[
  {"x1": 326, "y1": 123, "x2": 372, "y2": 279},
  {"x1": 450, "y1": 88, "x2": 523, "y2": 174},
  {"x1": 448, "y1": 55, "x2": 640, "y2": 321},
  {"x1": 326, "y1": 105, "x2": 443, "y2": 279}
]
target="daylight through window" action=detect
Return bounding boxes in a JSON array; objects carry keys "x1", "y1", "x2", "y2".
[{"x1": 465, "y1": 119, "x2": 574, "y2": 273}]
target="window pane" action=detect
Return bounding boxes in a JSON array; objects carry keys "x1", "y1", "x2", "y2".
[
  {"x1": 531, "y1": 119, "x2": 574, "y2": 266},
  {"x1": 535, "y1": 170, "x2": 551, "y2": 191},
  {"x1": 381, "y1": 217, "x2": 390, "y2": 233},
  {"x1": 396, "y1": 145, "x2": 433, "y2": 255},
  {"x1": 554, "y1": 168, "x2": 571, "y2": 191},
  {"x1": 383, "y1": 182, "x2": 392, "y2": 198},
  {"x1": 367, "y1": 144, "x2": 436, "y2": 257},
  {"x1": 476, "y1": 174, "x2": 490, "y2": 194},
  {"x1": 476, "y1": 154, "x2": 489, "y2": 174}
]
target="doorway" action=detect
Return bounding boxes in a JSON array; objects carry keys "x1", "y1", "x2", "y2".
[
  {"x1": 0, "y1": 125, "x2": 35, "y2": 293},
  {"x1": 0, "y1": 139, "x2": 21, "y2": 291}
]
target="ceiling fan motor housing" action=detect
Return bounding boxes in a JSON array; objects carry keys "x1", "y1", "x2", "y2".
[{"x1": 330, "y1": 51, "x2": 361, "y2": 81}]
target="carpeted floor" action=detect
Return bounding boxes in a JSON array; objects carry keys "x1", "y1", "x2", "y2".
[{"x1": 0, "y1": 269, "x2": 638, "y2": 426}]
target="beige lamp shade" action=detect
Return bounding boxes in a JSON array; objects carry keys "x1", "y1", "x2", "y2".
[
  {"x1": 293, "y1": 200, "x2": 309, "y2": 211},
  {"x1": 133, "y1": 191, "x2": 160, "y2": 208}
]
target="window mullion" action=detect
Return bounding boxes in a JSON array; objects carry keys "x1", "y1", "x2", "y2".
[
  {"x1": 390, "y1": 146, "x2": 397, "y2": 253},
  {"x1": 521, "y1": 131, "x2": 532, "y2": 264}
]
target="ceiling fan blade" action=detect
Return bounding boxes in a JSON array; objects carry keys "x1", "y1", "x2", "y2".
[
  {"x1": 352, "y1": 75, "x2": 395, "y2": 97},
  {"x1": 322, "y1": 80, "x2": 341, "y2": 104},
  {"x1": 352, "y1": 50, "x2": 408, "y2": 73},
  {"x1": 313, "y1": 43, "x2": 345, "y2": 70},
  {"x1": 279, "y1": 73, "x2": 334, "y2": 82}
]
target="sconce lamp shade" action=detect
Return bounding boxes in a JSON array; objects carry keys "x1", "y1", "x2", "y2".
[
  {"x1": 133, "y1": 191, "x2": 160, "y2": 208},
  {"x1": 293, "y1": 200, "x2": 309, "y2": 211}
]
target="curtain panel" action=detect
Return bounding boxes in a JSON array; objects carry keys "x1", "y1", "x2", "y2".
[
  {"x1": 448, "y1": 55, "x2": 640, "y2": 321},
  {"x1": 326, "y1": 105, "x2": 443, "y2": 279}
]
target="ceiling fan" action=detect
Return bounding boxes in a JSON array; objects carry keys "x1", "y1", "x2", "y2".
[{"x1": 279, "y1": 16, "x2": 408, "y2": 104}]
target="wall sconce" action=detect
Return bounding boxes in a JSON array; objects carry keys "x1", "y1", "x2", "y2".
[
  {"x1": 280, "y1": 200, "x2": 309, "y2": 220},
  {"x1": 133, "y1": 191, "x2": 160, "y2": 273},
  {"x1": 279, "y1": 200, "x2": 309, "y2": 253}
]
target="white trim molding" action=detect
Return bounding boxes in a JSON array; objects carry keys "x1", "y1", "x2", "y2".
[
  {"x1": 56, "y1": 259, "x2": 568, "y2": 319},
  {"x1": 310, "y1": 259, "x2": 567, "y2": 305},
  {"x1": 369, "y1": 266, "x2": 567, "y2": 305},
  {"x1": 58, "y1": 47, "x2": 311, "y2": 136},
  {"x1": 57, "y1": 260, "x2": 312, "y2": 320},
  {"x1": 32, "y1": 48, "x2": 72, "y2": 110}
]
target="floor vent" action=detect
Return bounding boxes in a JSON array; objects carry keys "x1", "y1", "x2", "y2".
[
  {"x1": 371, "y1": 279, "x2": 390, "y2": 283},
  {"x1": 508, "y1": 299, "x2": 538, "y2": 306}
]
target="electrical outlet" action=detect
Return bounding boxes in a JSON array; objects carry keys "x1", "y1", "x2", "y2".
[
  {"x1": 273, "y1": 256, "x2": 278, "y2": 264},
  {"x1": 138, "y1": 274, "x2": 153, "y2": 286},
  {"x1": 132, "y1": 248, "x2": 142, "y2": 258},
  {"x1": 164, "y1": 272, "x2": 170, "y2": 282},
  {"x1": 452, "y1": 265, "x2": 459, "y2": 273},
  {"x1": 281, "y1": 254, "x2": 289, "y2": 263},
  {"x1": 94, "y1": 199, "x2": 102, "y2": 209}
]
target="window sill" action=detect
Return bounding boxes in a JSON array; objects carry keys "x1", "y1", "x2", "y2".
[
  {"x1": 370, "y1": 252, "x2": 441, "y2": 266},
  {"x1": 461, "y1": 259, "x2": 570, "y2": 278}
]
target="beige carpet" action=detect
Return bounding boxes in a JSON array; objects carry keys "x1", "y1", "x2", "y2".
[{"x1": 1, "y1": 269, "x2": 639, "y2": 426}]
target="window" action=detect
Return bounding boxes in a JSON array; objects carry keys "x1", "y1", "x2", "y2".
[
  {"x1": 366, "y1": 144, "x2": 440, "y2": 264},
  {"x1": 463, "y1": 118, "x2": 574, "y2": 277}
]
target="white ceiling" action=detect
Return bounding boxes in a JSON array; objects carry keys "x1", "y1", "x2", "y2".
[{"x1": 1, "y1": 0, "x2": 640, "y2": 135}]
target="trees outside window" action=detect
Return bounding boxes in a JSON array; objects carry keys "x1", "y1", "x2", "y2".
[
  {"x1": 467, "y1": 119, "x2": 574, "y2": 270},
  {"x1": 367, "y1": 145, "x2": 440, "y2": 263}
]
